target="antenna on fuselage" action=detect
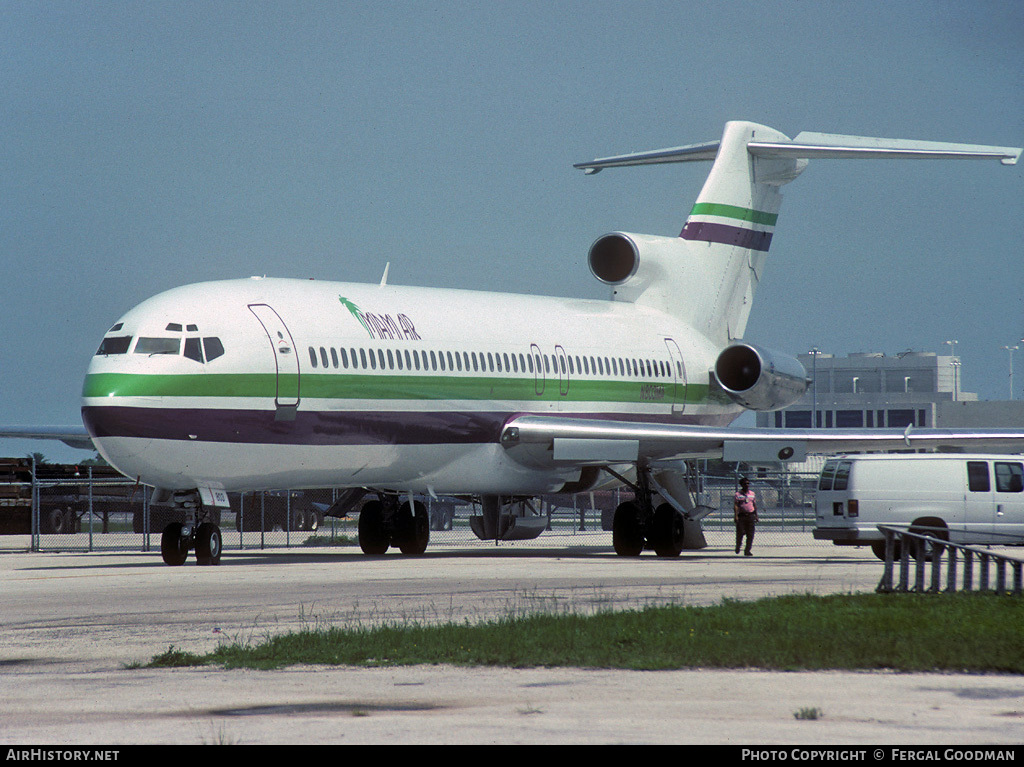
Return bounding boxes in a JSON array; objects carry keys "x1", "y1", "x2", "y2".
[{"x1": 380, "y1": 262, "x2": 391, "y2": 286}]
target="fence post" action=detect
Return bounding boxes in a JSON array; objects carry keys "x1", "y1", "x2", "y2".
[
  {"x1": 913, "y1": 541, "x2": 927, "y2": 592},
  {"x1": 899, "y1": 534, "x2": 911, "y2": 592},
  {"x1": 929, "y1": 545, "x2": 943, "y2": 593},
  {"x1": 87, "y1": 466, "x2": 94, "y2": 552},
  {"x1": 30, "y1": 457, "x2": 38, "y2": 552},
  {"x1": 143, "y1": 485, "x2": 150, "y2": 552},
  {"x1": 878, "y1": 528, "x2": 895, "y2": 592},
  {"x1": 946, "y1": 547, "x2": 958, "y2": 592}
]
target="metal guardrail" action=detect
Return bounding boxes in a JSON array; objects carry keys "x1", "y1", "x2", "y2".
[{"x1": 876, "y1": 524, "x2": 1024, "y2": 595}]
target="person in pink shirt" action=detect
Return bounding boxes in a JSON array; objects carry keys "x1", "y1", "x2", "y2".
[{"x1": 733, "y1": 477, "x2": 758, "y2": 556}]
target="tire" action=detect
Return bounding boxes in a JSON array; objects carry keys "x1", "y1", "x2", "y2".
[
  {"x1": 871, "y1": 540, "x2": 893, "y2": 561},
  {"x1": 42, "y1": 507, "x2": 69, "y2": 535},
  {"x1": 651, "y1": 503, "x2": 685, "y2": 558},
  {"x1": 161, "y1": 522, "x2": 189, "y2": 566},
  {"x1": 909, "y1": 520, "x2": 948, "y2": 562},
  {"x1": 358, "y1": 500, "x2": 390, "y2": 555},
  {"x1": 612, "y1": 501, "x2": 644, "y2": 557},
  {"x1": 396, "y1": 501, "x2": 430, "y2": 556},
  {"x1": 195, "y1": 522, "x2": 222, "y2": 566}
]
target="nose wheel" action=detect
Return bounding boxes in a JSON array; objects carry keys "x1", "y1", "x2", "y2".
[{"x1": 160, "y1": 521, "x2": 223, "y2": 566}]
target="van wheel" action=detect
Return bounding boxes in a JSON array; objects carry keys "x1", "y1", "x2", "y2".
[
  {"x1": 909, "y1": 519, "x2": 948, "y2": 561},
  {"x1": 870, "y1": 540, "x2": 895, "y2": 561}
]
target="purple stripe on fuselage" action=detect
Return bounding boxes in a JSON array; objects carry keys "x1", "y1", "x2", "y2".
[
  {"x1": 81, "y1": 406, "x2": 726, "y2": 447},
  {"x1": 82, "y1": 406, "x2": 506, "y2": 446},
  {"x1": 680, "y1": 221, "x2": 773, "y2": 252}
]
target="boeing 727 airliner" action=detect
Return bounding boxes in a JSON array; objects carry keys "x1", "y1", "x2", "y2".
[{"x1": 44, "y1": 122, "x2": 1024, "y2": 564}]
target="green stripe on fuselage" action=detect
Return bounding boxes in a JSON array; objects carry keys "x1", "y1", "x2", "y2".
[
  {"x1": 83, "y1": 372, "x2": 711, "y2": 406},
  {"x1": 689, "y1": 202, "x2": 778, "y2": 226}
]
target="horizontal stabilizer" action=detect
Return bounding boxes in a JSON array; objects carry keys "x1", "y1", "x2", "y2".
[
  {"x1": 573, "y1": 140, "x2": 720, "y2": 174},
  {"x1": 576, "y1": 131, "x2": 1021, "y2": 172},
  {"x1": 753, "y1": 132, "x2": 1022, "y2": 165}
]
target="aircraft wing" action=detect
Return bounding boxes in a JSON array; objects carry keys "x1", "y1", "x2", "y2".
[
  {"x1": 499, "y1": 414, "x2": 1024, "y2": 467},
  {"x1": 0, "y1": 426, "x2": 95, "y2": 452}
]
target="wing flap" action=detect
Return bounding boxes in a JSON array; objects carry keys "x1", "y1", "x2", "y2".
[{"x1": 500, "y1": 415, "x2": 1024, "y2": 467}]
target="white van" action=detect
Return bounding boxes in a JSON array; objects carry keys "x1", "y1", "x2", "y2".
[{"x1": 813, "y1": 454, "x2": 1024, "y2": 559}]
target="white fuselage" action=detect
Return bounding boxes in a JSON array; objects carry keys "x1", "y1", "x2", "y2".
[
  {"x1": 78, "y1": 122, "x2": 1023, "y2": 499},
  {"x1": 82, "y1": 277, "x2": 736, "y2": 493}
]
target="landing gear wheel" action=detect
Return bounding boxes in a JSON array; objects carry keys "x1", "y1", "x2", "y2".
[
  {"x1": 612, "y1": 501, "x2": 644, "y2": 557},
  {"x1": 358, "y1": 500, "x2": 390, "y2": 555},
  {"x1": 161, "y1": 522, "x2": 189, "y2": 566},
  {"x1": 651, "y1": 503, "x2": 685, "y2": 558},
  {"x1": 195, "y1": 522, "x2": 222, "y2": 566},
  {"x1": 395, "y1": 500, "x2": 430, "y2": 555}
]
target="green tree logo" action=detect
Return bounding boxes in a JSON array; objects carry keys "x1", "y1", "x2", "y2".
[{"x1": 338, "y1": 296, "x2": 372, "y2": 338}]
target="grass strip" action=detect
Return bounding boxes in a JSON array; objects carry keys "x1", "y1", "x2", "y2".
[{"x1": 147, "y1": 592, "x2": 1024, "y2": 673}]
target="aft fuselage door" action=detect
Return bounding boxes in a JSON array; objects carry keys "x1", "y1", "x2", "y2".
[
  {"x1": 664, "y1": 338, "x2": 687, "y2": 414},
  {"x1": 554, "y1": 344, "x2": 570, "y2": 397},
  {"x1": 531, "y1": 343, "x2": 545, "y2": 397},
  {"x1": 248, "y1": 304, "x2": 300, "y2": 418}
]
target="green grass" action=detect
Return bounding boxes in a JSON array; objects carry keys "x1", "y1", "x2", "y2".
[{"x1": 146, "y1": 592, "x2": 1024, "y2": 673}]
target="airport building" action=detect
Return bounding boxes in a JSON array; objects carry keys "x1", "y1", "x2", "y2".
[{"x1": 756, "y1": 350, "x2": 1024, "y2": 433}]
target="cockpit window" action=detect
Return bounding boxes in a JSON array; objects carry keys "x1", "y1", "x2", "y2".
[
  {"x1": 134, "y1": 337, "x2": 181, "y2": 355},
  {"x1": 183, "y1": 338, "x2": 204, "y2": 363},
  {"x1": 96, "y1": 336, "x2": 132, "y2": 355},
  {"x1": 182, "y1": 337, "x2": 226, "y2": 364},
  {"x1": 203, "y1": 337, "x2": 224, "y2": 361}
]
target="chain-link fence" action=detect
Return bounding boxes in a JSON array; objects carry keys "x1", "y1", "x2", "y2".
[{"x1": 0, "y1": 465, "x2": 833, "y2": 554}]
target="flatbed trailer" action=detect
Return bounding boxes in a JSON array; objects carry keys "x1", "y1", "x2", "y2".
[{"x1": 0, "y1": 458, "x2": 141, "y2": 534}]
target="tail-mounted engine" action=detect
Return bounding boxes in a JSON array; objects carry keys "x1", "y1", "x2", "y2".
[
  {"x1": 713, "y1": 342, "x2": 808, "y2": 411},
  {"x1": 588, "y1": 232, "x2": 689, "y2": 303}
]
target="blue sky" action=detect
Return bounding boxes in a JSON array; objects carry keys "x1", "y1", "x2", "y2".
[{"x1": 2, "y1": 1, "x2": 1022, "y2": 462}]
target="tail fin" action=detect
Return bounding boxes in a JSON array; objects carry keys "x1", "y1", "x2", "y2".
[{"x1": 576, "y1": 122, "x2": 1020, "y2": 344}]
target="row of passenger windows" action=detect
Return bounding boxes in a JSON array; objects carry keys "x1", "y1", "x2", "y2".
[{"x1": 307, "y1": 344, "x2": 682, "y2": 380}]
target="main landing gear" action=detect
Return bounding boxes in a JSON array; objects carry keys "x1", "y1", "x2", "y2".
[
  {"x1": 607, "y1": 466, "x2": 695, "y2": 558},
  {"x1": 357, "y1": 495, "x2": 430, "y2": 556}
]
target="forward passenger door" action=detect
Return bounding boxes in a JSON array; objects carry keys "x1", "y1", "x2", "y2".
[{"x1": 248, "y1": 304, "x2": 300, "y2": 420}]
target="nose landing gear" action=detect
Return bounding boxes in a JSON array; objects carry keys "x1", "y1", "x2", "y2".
[
  {"x1": 156, "y1": 489, "x2": 224, "y2": 566},
  {"x1": 160, "y1": 521, "x2": 223, "y2": 566}
]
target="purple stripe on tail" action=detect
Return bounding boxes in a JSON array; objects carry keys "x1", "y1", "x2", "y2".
[{"x1": 680, "y1": 221, "x2": 773, "y2": 252}]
